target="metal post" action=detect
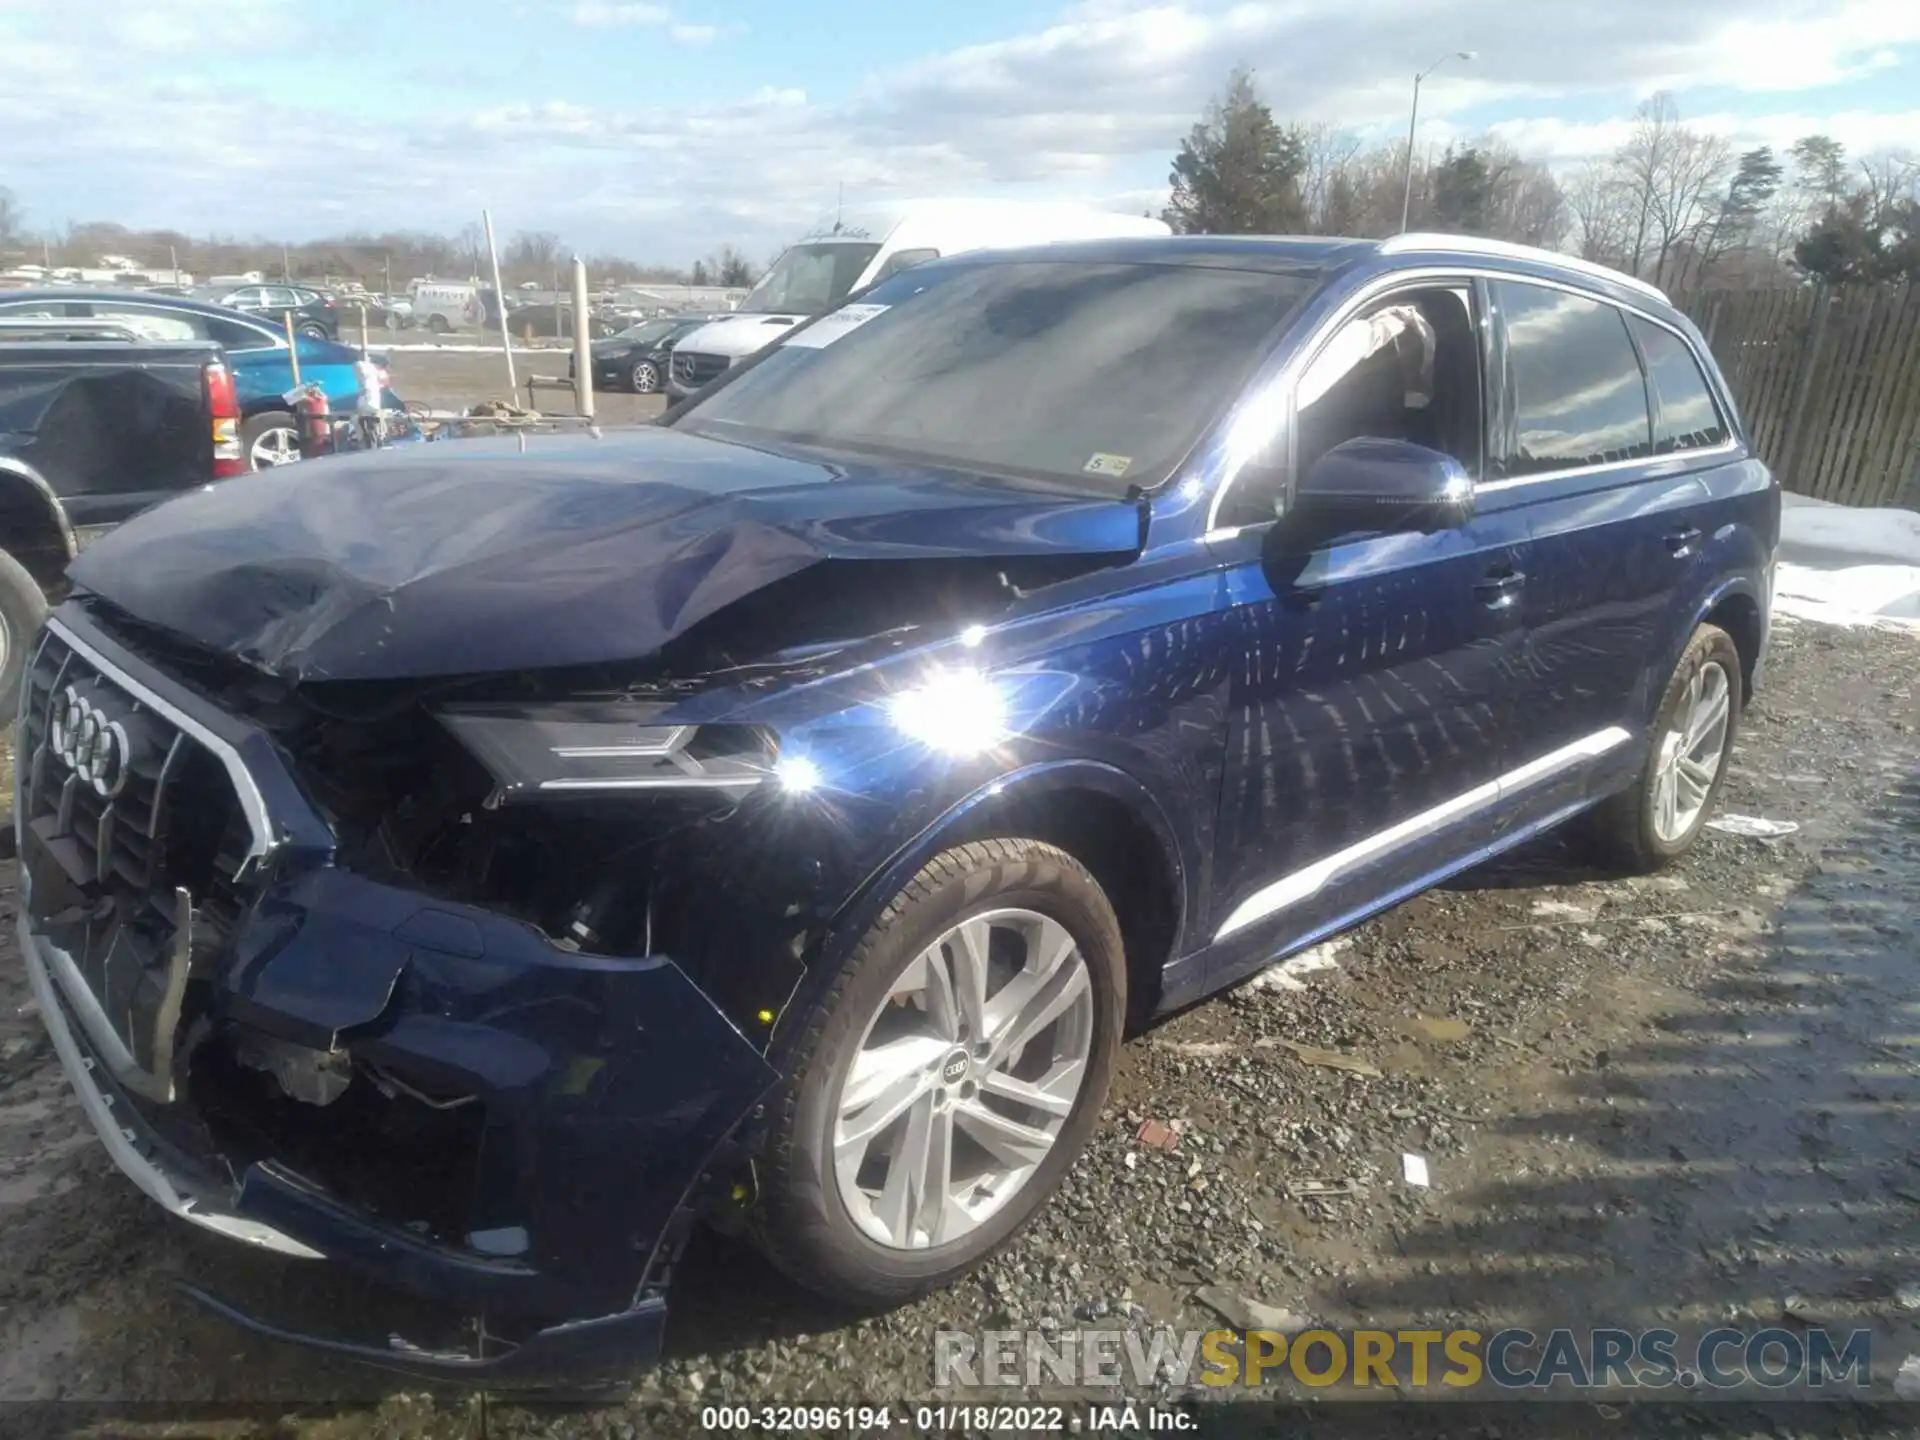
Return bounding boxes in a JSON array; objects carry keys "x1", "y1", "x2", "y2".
[
  {"x1": 571, "y1": 256, "x2": 595, "y2": 419},
  {"x1": 283, "y1": 311, "x2": 302, "y2": 386},
  {"x1": 482, "y1": 208, "x2": 517, "y2": 394}
]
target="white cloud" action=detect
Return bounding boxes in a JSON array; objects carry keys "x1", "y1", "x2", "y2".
[
  {"x1": 570, "y1": 2, "x2": 671, "y2": 25},
  {"x1": 1, "y1": 0, "x2": 1915, "y2": 264}
]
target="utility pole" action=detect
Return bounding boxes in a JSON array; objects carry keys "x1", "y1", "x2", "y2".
[{"x1": 1400, "y1": 50, "x2": 1475, "y2": 233}]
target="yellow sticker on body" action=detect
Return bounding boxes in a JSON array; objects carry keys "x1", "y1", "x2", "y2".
[{"x1": 1084, "y1": 452, "x2": 1133, "y2": 477}]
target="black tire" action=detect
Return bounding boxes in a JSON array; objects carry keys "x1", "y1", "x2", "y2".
[
  {"x1": 426, "y1": 314, "x2": 450, "y2": 335},
  {"x1": 1582, "y1": 623, "x2": 1742, "y2": 872},
  {"x1": 630, "y1": 360, "x2": 660, "y2": 394},
  {"x1": 0, "y1": 547, "x2": 49, "y2": 715},
  {"x1": 241, "y1": 410, "x2": 301, "y2": 471},
  {"x1": 755, "y1": 838, "x2": 1126, "y2": 1307},
  {"x1": 297, "y1": 322, "x2": 329, "y2": 340}
]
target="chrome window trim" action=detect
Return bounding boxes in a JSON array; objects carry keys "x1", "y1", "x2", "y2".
[
  {"x1": 1203, "y1": 263, "x2": 1739, "y2": 530},
  {"x1": 1214, "y1": 724, "x2": 1633, "y2": 941},
  {"x1": 43, "y1": 615, "x2": 275, "y2": 863},
  {"x1": 1474, "y1": 439, "x2": 1742, "y2": 494}
]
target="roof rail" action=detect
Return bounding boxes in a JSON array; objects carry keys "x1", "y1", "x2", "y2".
[{"x1": 1377, "y1": 233, "x2": 1669, "y2": 303}]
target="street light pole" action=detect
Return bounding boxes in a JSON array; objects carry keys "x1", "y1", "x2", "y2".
[{"x1": 1399, "y1": 50, "x2": 1475, "y2": 234}]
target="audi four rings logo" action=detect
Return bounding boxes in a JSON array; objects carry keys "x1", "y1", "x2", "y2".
[{"x1": 48, "y1": 685, "x2": 131, "y2": 799}]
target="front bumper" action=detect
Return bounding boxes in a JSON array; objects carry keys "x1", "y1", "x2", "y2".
[{"x1": 17, "y1": 615, "x2": 780, "y2": 1380}]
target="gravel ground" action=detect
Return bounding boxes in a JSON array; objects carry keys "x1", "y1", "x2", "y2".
[{"x1": 1, "y1": 604, "x2": 1917, "y2": 1437}]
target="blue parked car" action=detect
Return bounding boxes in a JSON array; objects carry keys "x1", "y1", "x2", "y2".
[
  {"x1": 18, "y1": 234, "x2": 1777, "y2": 1380},
  {"x1": 0, "y1": 289, "x2": 407, "y2": 469}
]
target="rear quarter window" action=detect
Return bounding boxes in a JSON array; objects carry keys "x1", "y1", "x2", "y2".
[
  {"x1": 1493, "y1": 280, "x2": 1652, "y2": 477},
  {"x1": 1630, "y1": 316, "x2": 1730, "y2": 454}
]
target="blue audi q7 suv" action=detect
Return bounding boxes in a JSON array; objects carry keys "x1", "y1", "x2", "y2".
[{"x1": 16, "y1": 234, "x2": 1778, "y2": 1379}]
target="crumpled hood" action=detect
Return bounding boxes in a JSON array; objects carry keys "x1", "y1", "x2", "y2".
[{"x1": 69, "y1": 426, "x2": 1141, "y2": 683}]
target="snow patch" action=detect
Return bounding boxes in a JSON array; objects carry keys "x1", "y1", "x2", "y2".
[
  {"x1": 1773, "y1": 494, "x2": 1920, "y2": 630},
  {"x1": 1246, "y1": 936, "x2": 1350, "y2": 992}
]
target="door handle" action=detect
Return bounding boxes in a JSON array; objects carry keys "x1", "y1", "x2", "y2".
[
  {"x1": 1665, "y1": 526, "x2": 1702, "y2": 556},
  {"x1": 1473, "y1": 567, "x2": 1526, "y2": 607}
]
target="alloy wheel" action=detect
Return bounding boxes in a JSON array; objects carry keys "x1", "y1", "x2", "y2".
[
  {"x1": 250, "y1": 426, "x2": 302, "y2": 469},
  {"x1": 1651, "y1": 658, "x2": 1731, "y2": 842},
  {"x1": 632, "y1": 360, "x2": 660, "y2": 393},
  {"x1": 832, "y1": 908, "x2": 1095, "y2": 1251}
]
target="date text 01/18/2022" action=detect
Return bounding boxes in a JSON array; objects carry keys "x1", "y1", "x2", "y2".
[{"x1": 697, "y1": 1404, "x2": 1197, "y2": 1432}]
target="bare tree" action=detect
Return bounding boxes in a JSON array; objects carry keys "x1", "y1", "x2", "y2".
[
  {"x1": 1613, "y1": 92, "x2": 1688, "y2": 276},
  {"x1": 1645, "y1": 127, "x2": 1734, "y2": 289},
  {"x1": 1297, "y1": 122, "x2": 1364, "y2": 233},
  {"x1": 1566, "y1": 158, "x2": 1633, "y2": 263}
]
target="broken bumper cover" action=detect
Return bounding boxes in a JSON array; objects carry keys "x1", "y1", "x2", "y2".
[{"x1": 19, "y1": 851, "x2": 779, "y2": 1381}]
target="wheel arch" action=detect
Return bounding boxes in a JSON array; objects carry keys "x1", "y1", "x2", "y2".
[
  {"x1": 0, "y1": 458, "x2": 77, "y2": 592},
  {"x1": 1699, "y1": 585, "x2": 1764, "y2": 705},
  {"x1": 783, "y1": 761, "x2": 1189, "y2": 1054}
]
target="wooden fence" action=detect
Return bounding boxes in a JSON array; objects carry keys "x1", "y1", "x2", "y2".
[{"x1": 1674, "y1": 283, "x2": 1920, "y2": 509}]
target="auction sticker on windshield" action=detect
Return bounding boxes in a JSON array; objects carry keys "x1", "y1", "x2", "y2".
[
  {"x1": 784, "y1": 303, "x2": 890, "y2": 348},
  {"x1": 1084, "y1": 452, "x2": 1133, "y2": 478}
]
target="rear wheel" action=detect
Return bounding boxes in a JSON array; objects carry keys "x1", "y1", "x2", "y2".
[
  {"x1": 426, "y1": 314, "x2": 450, "y2": 335},
  {"x1": 243, "y1": 410, "x2": 302, "y2": 470},
  {"x1": 0, "y1": 548, "x2": 48, "y2": 714},
  {"x1": 297, "y1": 321, "x2": 329, "y2": 340},
  {"x1": 630, "y1": 360, "x2": 660, "y2": 394},
  {"x1": 1583, "y1": 623, "x2": 1741, "y2": 871},
  {"x1": 755, "y1": 838, "x2": 1124, "y2": 1306}
]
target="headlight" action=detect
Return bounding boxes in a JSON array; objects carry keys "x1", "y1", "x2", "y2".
[
  {"x1": 435, "y1": 701, "x2": 772, "y2": 805},
  {"x1": 886, "y1": 668, "x2": 1010, "y2": 756}
]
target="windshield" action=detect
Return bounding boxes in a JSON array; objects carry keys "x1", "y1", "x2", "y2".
[
  {"x1": 738, "y1": 242, "x2": 883, "y2": 315},
  {"x1": 674, "y1": 260, "x2": 1320, "y2": 491}
]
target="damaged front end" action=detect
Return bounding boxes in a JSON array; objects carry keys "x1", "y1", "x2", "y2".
[{"x1": 14, "y1": 608, "x2": 782, "y2": 1380}]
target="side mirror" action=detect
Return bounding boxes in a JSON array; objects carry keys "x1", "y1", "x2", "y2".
[{"x1": 1292, "y1": 437, "x2": 1474, "y2": 532}]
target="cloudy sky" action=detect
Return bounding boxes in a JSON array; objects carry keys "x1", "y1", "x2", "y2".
[{"x1": 2, "y1": 0, "x2": 1916, "y2": 265}]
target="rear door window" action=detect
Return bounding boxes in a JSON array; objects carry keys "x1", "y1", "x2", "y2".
[
  {"x1": 81, "y1": 303, "x2": 199, "y2": 342},
  {"x1": 1492, "y1": 281, "x2": 1651, "y2": 477},
  {"x1": 1629, "y1": 317, "x2": 1730, "y2": 454}
]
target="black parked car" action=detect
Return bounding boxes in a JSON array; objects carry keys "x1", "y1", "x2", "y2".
[
  {"x1": 572, "y1": 313, "x2": 721, "y2": 393},
  {"x1": 217, "y1": 283, "x2": 340, "y2": 340}
]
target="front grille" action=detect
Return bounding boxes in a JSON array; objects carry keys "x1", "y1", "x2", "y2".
[
  {"x1": 671, "y1": 350, "x2": 729, "y2": 388},
  {"x1": 17, "y1": 630, "x2": 252, "y2": 1077}
]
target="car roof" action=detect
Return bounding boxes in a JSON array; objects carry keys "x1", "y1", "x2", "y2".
[
  {"x1": 926, "y1": 233, "x2": 1673, "y2": 312},
  {"x1": 1, "y1": 288, "x2": 279, "y2": 323}
]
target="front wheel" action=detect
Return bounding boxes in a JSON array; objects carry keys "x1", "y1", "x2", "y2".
[
  {"x1": 755, "y1": 838, "x2": 1125, "y2": 1307},
  {"x1": 298, "y1": 322, "x2": 329, "y2": 340},
  {"x1": 630, "y1": 360, "x2": 660, "y2": 394},
  {"x1": 1583, "y1": 623, "x2": 1741, "y2": 871},
  {"x1": 0, "y1": 548, "x2": 49, "y2": 714}
]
